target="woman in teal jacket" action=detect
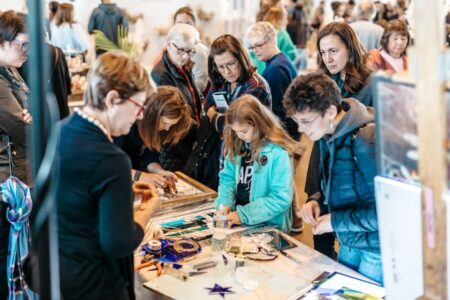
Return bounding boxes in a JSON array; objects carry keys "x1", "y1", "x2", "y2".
[{"x1": 214, "y1": 94, "x2": 296, "y2": 233}]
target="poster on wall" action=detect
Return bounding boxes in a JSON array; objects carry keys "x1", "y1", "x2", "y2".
[{"x1": 374, "y1": 76, "x2": 450, "y2": 188}]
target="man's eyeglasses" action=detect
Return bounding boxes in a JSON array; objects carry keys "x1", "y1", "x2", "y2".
[
  {"x1": 126, "y1": 97, "x2": 146, "y2": 116},
  {"x1": 12, "y1": 39, "x2": 29, "y2": 53},
  {"x1": 248, "y1": 40, "x2": 267, "y2": 52},
  {"x1": 171, "y1": 42, "x2": 196, "y2": 57},
  {"x1": 216, "y1": 60, "x2": 238, "y2": 72}
]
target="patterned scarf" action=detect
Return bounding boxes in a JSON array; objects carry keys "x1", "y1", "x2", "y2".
[{"x1": 1, "y1": 176, "x2": 37, "y2": 300}]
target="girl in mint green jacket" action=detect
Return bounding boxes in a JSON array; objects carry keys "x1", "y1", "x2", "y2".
[{"x1": 214, "y1": 94, "x2": 296, "y2": 233}]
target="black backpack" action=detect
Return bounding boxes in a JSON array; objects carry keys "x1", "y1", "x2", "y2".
[{"x1": 183, "y1": 117, "x2": 221, "y2": 190}]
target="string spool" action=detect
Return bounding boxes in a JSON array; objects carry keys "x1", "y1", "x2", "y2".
[{"x1": 173, "y1": 239, "x2": 200, "y2": 253}]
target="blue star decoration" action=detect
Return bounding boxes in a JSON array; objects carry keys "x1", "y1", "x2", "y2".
[{"x1": 205, "y1": 283, "x2": 235, "y2": 298}]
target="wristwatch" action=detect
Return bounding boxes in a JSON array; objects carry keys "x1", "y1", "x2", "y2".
[{"x1": 133, "y1": 170, "x2": 142, "y2": 181}]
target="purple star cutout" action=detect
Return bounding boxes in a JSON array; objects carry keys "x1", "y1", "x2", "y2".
[{"x1": 205, "y1": 283, "x2": 235, "y2": 298}]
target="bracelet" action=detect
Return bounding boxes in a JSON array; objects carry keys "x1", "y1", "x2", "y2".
[{"x1": 133, "y1": 170, "x2": 142, "y2": 181}]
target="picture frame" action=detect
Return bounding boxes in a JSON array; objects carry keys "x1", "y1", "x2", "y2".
[{"x1": 159, "y1": 171, "x2": 218, "y2": 209}]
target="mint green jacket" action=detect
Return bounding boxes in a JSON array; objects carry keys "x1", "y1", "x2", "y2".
[{"x1": 214, "y1": 143, "x2": 293, "y2": 232}]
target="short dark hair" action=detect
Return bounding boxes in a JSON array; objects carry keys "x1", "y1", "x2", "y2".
[
  {"x1": 173, "y1": 6, "x2": 196, "y2": 26},
  {"x1": 380, "y1": 19, "x2": 410, "y2": 55},
  {"x1": 283, "y1": 71, "x2": 342, "y2": 116},
  {"x1": 0, "y1": 10, "x2": 27, "y2": 46},
  {"x1": 208, "y1": 34, "x2": 256, "y2": 90}
]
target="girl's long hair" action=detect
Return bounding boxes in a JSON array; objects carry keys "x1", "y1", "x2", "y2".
[
  {"x1": 223, "y1": 95, "x2": 296, "y2": 166},
  {"x1": 138, "y1": 86, "x2": 193, "y2": 151}
]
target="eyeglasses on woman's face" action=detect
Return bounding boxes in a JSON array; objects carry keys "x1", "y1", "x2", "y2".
[
  {"x1": 126, "y1": 97, "x2": 146, "y2": 117},
  {"x1": 216, "y1": 60, "x2": 239, "y2": 73},
  {"x1": 11, "y1": 39, "x2": 29, "y2": 53}
]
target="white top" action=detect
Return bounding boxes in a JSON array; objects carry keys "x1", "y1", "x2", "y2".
[{"x1": 50, "y1": 22, "x2": 90, "y2": 55}]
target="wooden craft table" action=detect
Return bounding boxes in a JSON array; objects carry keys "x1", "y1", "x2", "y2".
[{"x1": 134, "y1": 203, "x2": 370, "y2": 300}]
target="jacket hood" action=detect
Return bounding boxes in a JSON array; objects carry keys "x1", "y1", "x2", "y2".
[
  {"x1": 327, "y1": 98, "x2": 374, "y2": 142},
  {"x1": 99, "y1": 3, "x2": 119, "y2": 14}
]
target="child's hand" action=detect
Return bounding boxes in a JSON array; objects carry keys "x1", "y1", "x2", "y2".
[{"x1": 227, "y1": 211, "x2": 241, "y2": 226}]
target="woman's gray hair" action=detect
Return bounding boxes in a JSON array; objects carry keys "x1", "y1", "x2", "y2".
[
  {"x1": 245, "y1": 21, "x2": 277, "y2": 45},
  {"x1": 166, "y1": 23, "x2": 199, "y2": 46}
]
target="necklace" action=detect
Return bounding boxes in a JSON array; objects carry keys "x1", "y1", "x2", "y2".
[{"x1": 74, "y1": 107, "x2": 112, "y2": 142}]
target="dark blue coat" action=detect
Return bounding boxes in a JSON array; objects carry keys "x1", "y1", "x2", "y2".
[{"x1": 314, "y1": 99, "x2": 379, "y2": 251}]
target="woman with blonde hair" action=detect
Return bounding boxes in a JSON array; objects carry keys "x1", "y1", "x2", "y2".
[
  {"x1": 50, "y1": 2, "x2": 90, "y2": 55},
  {"x1": 214, "y1": 95, "x2": 295, "y2": 232},
  {"x1": 56, "y1": 51, "x2": 159, "y2": 299}
]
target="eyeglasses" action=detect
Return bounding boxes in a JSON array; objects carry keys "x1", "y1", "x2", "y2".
[
  {"x1": 12, "y1": 39, "x2": 29, "y2": 53},
  {"x1": 296, "y1": 114, "x2": 320, "y2": 128},
  {"x1": 248, "y1": 40, "x2": 267, "y2": 52},
  {"x1": 216, "y1": 60, "x2": 238, "y2": 73},
  {"x1": 171, "y1": 42, "x2": 196, "y2": 57},
  {"x1": 126, "y1": 97, "x2": 146, "y2": 116}
]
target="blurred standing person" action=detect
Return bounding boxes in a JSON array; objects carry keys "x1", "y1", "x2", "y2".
[
  {"x1": 331, "y1": 1, "x2": 346, "y2": 22},
  {"x1": 255, "y1": 0, "x2": 282, "y2": 22},
  {"x1": 373, "y1": 1, "x2": 388, "y2": 24},
  {"x1": 88, "y1": 0, "x2": 128, "y2": 56},
  {"x1": 50, "y1": 3, "x2": 90, "y2": 56},
  {"x1": 151, "y1": 24, "x2": 201, "y2": 172},
  {"x1": 311, "y1": 0, "x2": 325, "y2": 30},
  {"x1": 0, "y1": 10, "x2": 31, "y2": 299},
  {"x1": 46, "y1": 1, "x2": 59, "y2": 39},
  {"x1": 246, "y1": 22, "x2": 298, "y2": 138},
  {"x1": 368, "y1": 19, "x2": 410, "y2": 73},
  {"x1": 350, "y1": 0, "x2": 384, "y2": 52},
  {"x1": 286, "y1": 1, "x2": 311, "y2": 70}
]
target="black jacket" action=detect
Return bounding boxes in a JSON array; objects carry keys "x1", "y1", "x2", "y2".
[
  {"x1": 151, "y1": 50, "x2": 202, "y2": 122},
  {"x1": 19, "y1": 44, "x2": 71, "y2": 120},
  {"x1": 0, "y1": 67, "x2": 30, "y2": 183}
]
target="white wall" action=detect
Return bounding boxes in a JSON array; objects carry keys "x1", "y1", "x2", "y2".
[{"x1": 0, "y1": 0, "x2": 259, "y2": 66}]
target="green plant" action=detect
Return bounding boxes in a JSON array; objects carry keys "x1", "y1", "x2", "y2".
[{"x1": 93, "y1": 25, "x2": 137, "y2": 55}]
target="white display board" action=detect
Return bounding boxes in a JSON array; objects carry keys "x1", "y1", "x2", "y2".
[{"x1": 375, "y1": 176, "x2": 423, "y2": 300}]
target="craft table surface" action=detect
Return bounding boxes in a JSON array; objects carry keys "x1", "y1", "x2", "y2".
[{"x1": 135, "y1": 203, "x2": 369, "y2": 300}]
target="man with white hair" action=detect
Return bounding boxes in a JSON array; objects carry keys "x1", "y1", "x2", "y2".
[
  {"x1": 245, "y1": 21, "x2": 297, "y2": 138},
  {"x1": 350, "y1": 0, "x2": 384, "y2": 51}
]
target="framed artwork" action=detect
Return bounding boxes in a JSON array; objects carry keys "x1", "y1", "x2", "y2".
[{"x1": 158, "y1": 171, "x2": 218, "y2": 209}]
